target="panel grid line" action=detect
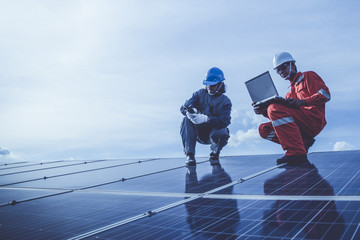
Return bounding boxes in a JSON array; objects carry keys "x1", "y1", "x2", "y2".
[
  {"x1": 67, "y1": 163, "x2": 286, "y2": 240},
  {"x1": 236, "y1": 161, "x2": 348, "y2": 239},
  {"x1": 0, "y1": 158, "x2": 161, "y2": 187},
  {"x1": 292, "y1": 167, "x2": 360, "y2": 239},
  {"x1": 0, "y1": 159, "x2": 208, "y2": 206},
  {"x1": 351, "y1": 222, "x2": 360, "y2": 240}
]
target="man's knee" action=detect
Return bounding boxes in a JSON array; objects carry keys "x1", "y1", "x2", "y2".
[
  {"x1": 267, "y1": 103, "x2": 288, "y2": 119},
  {"x1": 180, "y1": 117, "x2": 196, "y2": 136},
  {"x1": 182, "y1": 116, "x2": 191, "y2": 124},
  {"x1": 259, "y1": 123, "x2": 272, "y2": 139},
  {"x1": 211, "y1": 128, "x2": 229, "y2": 141},
  {"x1": 181, "y1": 116, "x2": 193, "y2": 129}
]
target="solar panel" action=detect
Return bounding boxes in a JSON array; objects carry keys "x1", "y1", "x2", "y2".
[{"x1": 0, "y1": 150, "x2": 359, "y2": 239}]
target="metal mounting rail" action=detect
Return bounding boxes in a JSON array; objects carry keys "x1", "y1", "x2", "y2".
[
  {"x1": 0, "y1": 160, "x2": 207, "y2": 207},
  {"x1": 0, "y1": 158, "x2": 161, "y2": 187}
]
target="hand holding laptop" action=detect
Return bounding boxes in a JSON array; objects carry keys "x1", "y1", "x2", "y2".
[
  {"x1": 252, "y1": 96, "x2": 285, "y2": 108},
  {"x1": 266, "y1": 97, "x2": 307, "y2": 108},
  {"x1": 286, "y1": 99, "x2": 308, "y2": 108},
  {"x1": 245, "y1": 71, "x2": 280, "y2": 107},
  {"x1": 253, "y1": 104, "x2": 268, "y2": 116},
  {"x1": 246, "y1": 71, "x2": 306, "y2": 115},
  {"x1": 269, "y1": 96, "x2": 287, "y2": 105},
  {"x1": 252, "y1": 96, "x2": 283, "y2": 116},
  {"x1": 252, "y1": 97, "x2": 306, "y2": 115}
]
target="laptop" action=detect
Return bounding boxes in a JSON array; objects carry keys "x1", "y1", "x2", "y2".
[{"x1": 245, "y1": 71, "x2": 279, "y2": 107}]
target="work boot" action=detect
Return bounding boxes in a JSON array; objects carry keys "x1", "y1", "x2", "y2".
[
  {"x1": 186, "y1": 153, "x2": 196, "y2": 166},
  {"x1": 186, "y1": 165, "x2": 197, "y2": 174},
  {"x1": 276, "y1": 154, "x2": 309, "y2": 166},
  {"x1": 305, "y1": 138, "x2": 315, "y2": 152},
  {"x1": 209, "y1": 152, "x2": 220, "y2": 166}
]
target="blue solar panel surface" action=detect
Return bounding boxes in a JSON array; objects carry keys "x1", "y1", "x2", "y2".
[{"x1": 0, "y1": 150, "x2": 359, "y2": 239}]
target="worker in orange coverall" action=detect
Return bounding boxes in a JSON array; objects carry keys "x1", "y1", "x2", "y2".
[{"x1": 254, "y1": 52, "x2": 331, "y2": 165}]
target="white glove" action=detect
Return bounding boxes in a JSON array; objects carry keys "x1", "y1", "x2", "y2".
[{"x1": 186, "y1": 112, "x2": 208, "y2": 124}]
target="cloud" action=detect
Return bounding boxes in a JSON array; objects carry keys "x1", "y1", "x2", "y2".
[
  {"x1": 0, "y1": 147, "x2": 11, "y2": 156},
  {"x1": 0, "y1": 1, "x2": 359, "y2": 161},
  {"x1": 241, "y1": 110, "x2": 265, "y2": 127},
  {"x1": 231, "y1": 109, "x2": 239, "y2": 121},
  {"x1": 333, "y1": 141, "x2": 354, "y2": 151},
  {"x1": 228, "y1": 109, "x2": 265, "y2": 147},
  {"x1": 228, "y1": 128, "x2": 261, "y2": 147}
]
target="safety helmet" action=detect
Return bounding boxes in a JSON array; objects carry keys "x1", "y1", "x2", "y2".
[
  {"x1": 203, "y1": 67, "x2": 225, "y2": 85},
  {"x1": 273, "y1": 52, "x2": 296, "y2": 69}
]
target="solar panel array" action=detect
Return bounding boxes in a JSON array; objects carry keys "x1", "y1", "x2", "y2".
[{"x1": 0, "y1": 150, "x2": 359, "y2": 239}]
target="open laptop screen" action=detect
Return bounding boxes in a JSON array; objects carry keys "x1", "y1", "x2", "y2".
[{"x1": 245, "y1": 71, "x2": 279, "y2": 106}]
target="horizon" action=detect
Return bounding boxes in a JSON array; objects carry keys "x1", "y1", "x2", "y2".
[{"x1": 0, "y1": 1, "x2": 359, "y2": 162}]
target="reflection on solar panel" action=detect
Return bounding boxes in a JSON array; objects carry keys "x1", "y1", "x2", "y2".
[{"x1": 1, "y1": 150, "x2": 359, "y2": 239}]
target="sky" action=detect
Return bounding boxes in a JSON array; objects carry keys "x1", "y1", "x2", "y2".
[{"x1": 0, "y1": 0, "x2": 359, "y2": 162}]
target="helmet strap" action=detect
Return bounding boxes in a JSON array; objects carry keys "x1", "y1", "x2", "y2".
[
  {"x1": 207, "y1": 82, "x2": 224, "y2": 95},
  {"x1": 286, "y1": 62, "x2": 292, "y2": 80}
]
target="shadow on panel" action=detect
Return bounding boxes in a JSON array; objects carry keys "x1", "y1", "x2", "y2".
[
  {"x1": 185, "y1": 165, "x2": 240, "y2": 239},
  {"x1": 263, "y1": 163, "x2": 345, "y2": 239}
]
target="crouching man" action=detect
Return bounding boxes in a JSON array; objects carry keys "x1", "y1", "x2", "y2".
[
  {"x1": 255, "y1": 52, "x2": 330, "y2": 165},
  {"x1": 180, "y1": 67, "x2": 232, "y2": 166}
]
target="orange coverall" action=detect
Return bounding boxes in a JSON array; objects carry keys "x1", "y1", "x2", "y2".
[{"x1": 258, "y1": 71, "x2": 331, "y2": 156}]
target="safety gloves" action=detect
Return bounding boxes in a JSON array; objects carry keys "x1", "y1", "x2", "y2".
[
  {"x1": 283, "y1": 98, "x2": 307, "y2": 108},
  {"x1": 270, "y1": 97, "x2": 306, "y2": 108},
  {"x1": 253, "y1": 105, "x2": 268, "y2": 117},
  {"x1": 183, "y1": 105, "x2": 209, "y2": 125},
  {"x1": 252, "y1": 101, "x2": 272, "y2": 117},
  {"x1": 186, "y1": 112, "x2": 209, "y2": 124},
  {"x1": 253, "y1": 97, "x2": 307, "y2": 116},
  {"x1": 271, "y1": 96, "x2": 287, "y2": 105}
]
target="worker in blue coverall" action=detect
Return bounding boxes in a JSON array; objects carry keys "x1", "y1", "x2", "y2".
[{"x1": 180, "y1": 67, "x2": 232, "y2": 166}]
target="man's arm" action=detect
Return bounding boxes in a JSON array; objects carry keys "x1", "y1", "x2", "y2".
[
  {"x1": 253, "y1": 103, "x2": 269, "y2": 118},
  {"x1": 180, "y1": 91, "x2": 200, "y2": 115},
  {"x1": 302, "y1": 71, "x2": 331, "y2": 106},
  {"x1": 206, "y1": 100, "x2": 232, "y2": 129}
]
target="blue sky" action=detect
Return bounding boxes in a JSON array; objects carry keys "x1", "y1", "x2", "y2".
[{"x1": 0, "y1": 0, "x2": 359, "y2": 162}]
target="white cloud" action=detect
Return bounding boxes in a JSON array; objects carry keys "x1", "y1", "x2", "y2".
[
  {"x1": 231, "y1": 109, "x2": 239, "y2": 121},
  {"x1": 333, "y1": 141, "x2": 354, "y2": 151},
  {"x1": 228, "y1": 109, "x2": 266, "y2": 147},
  {"x1": 0, "y1": 147, "x2": 11, "y2": 156},
  {"x1": 241, "y1": 110, "x2": 265, "y2": 127},
  {"x1": 0, "y1": 147, "x2": 17, "y2": 161},
  {"x1": 228, "y1": 128, "x2": 261, "y2": 147},
  {"x1": 0, "y1": 1, "x2": 359, "y2": 161}
]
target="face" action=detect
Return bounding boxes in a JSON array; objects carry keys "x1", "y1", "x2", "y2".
[
  {"x1": 206, "y1": 82, "x2": 222, "y2": 95},
  {"x1": 276, "y1": 62, "x2": 296, "y2": 80},
  {"x1": 276, "y1": 62, "x2": 290, "y2": 79}
]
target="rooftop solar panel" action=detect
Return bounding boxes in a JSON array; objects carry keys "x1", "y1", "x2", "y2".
[{"x1": 0, "y1": 150, "x2": 359, "y2": 239}]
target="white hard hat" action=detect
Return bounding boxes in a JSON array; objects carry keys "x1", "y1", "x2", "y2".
[{"x1": 273, "y1": 52, "x2": 296, "y2": 69}]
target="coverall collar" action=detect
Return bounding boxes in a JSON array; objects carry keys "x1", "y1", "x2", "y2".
[{"x1": 290, "y1": 72, "x2": 303, "y2": 84}]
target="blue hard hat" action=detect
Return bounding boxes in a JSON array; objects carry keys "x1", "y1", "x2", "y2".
[{"x1": 203, "y1": 67, "x2": 225, "y2": 85}]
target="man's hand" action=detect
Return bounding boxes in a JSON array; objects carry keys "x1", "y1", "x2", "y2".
[
  {"x1": 270, "y1": 96, "x2": 287, "y2": 105},
  {"x1": 253, "y1": 105, "x2": 267, "y2": 115},
  {"x1": 284, "y1": 98, "x2": 307, "y2": 108},
  {"x1": 186, "y1": 112, "x2": 208, "y2": 124},
  {"x1": 252, "y1": 97, "x2": 287, "y2": 108},
  {"x1": 266, "y1": 97, "x2": 306, "y2": 108},
  {"x1": 252, "y1": 104, "x2": 268, "y2": 117}
]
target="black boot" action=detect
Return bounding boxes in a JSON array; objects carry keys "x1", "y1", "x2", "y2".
[
  {"x1": 209, "y1": 152, "x2": 220, "y2": 166},
  {"x1": 305, "y1": 138, "x2": 315, "y2": 152},
  {"x1": 276, "y1": 154, "x2": 309, "y2": 166},
  {"x1": 186, "y1": 153, "x2": 196, "y2": 166}
]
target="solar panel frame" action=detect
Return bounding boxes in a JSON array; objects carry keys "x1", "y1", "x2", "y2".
[{"x1": 0, "y1": 151, "x2": 359, "y2": 239}]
